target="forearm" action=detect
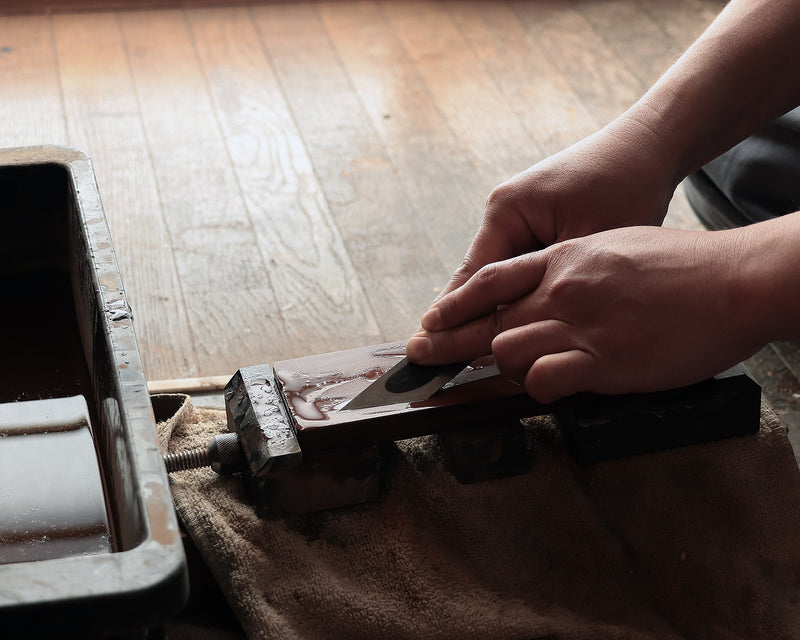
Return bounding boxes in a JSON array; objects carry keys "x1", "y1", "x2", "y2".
[
  {"x1": 621, "y1": 0, "x2": 800, "y2": 187},
  {"x1": 734, "y1": 210, "x2": 800, "y2": 345}
]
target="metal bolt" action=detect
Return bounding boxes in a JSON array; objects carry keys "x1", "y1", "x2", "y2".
[{"x1": 163, "y1": 432, "x2": 245, "y2": 475}]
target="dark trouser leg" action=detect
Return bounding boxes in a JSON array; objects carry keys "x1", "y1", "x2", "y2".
[{"x1": 683, "y1": 106, "x2": 800, "y2": 230}]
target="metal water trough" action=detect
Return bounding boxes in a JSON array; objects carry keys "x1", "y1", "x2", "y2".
[{"x1": 0, "y1": 146, "x2": 187, "y2": 637}]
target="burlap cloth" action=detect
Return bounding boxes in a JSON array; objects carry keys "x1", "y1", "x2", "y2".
[{"x1": 157, "y1": 394, "x2": 800, "y2": 640}]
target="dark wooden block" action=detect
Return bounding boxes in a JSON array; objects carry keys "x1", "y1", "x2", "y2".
[
  {"x1": 438, "y1": 419, "x2": 530, "y2": 484},
  {"x1": 555, "y1": 368, "x2": 762, "y2": 464},
  {"x1": 248, "y1": 445, "x2": 386, "y2": 516}
]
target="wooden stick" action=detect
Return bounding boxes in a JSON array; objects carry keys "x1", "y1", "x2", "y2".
[{"x1": 147, "y1": 375, "x2": 230, "y2": 396}]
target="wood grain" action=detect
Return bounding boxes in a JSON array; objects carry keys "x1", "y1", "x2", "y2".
[
  {"x1": 635, "y1": 0, "x2": 725, "y2": 48},
  {"x1": 188, "y1": 6, "x2": 382, "y2": 358},
  {"x1": 509, "y1": 0, "x2": 643, "y2": 126},
  {"x1": 448, "y1": 1, "x2": 598, "y2": 156},
  {"x1": 251, "y1": 2, "x2": 450, "y2": 340},
  {"x1": 383, "y1": 0, "x2": 540, "y2": 183},
  {"x1": 0, "y1": 15, "x2": 66, "y2": 147},
  {"x1": 52, "y1": 11, "x2": 197, "y2": 380},
  {"x1": 575, "y1": 0, "x2": 685, "y2": 88},
  {"x1": 318, "y1": 1, "x2": 482, "y2": 271},
  {"x1": 119, "y1": 8, "x2": 296, "y2": 375}
]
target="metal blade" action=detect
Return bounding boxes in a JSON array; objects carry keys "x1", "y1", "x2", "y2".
[
  {"x1": 441, "y1": 362, "x2": 501, "y2": 389},
  {"x1": 343, "y1": 357, "x2": 469, "y2": 410}
]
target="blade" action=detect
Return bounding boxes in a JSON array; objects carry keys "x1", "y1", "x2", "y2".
[{"x1": 343, "y1": 357, "x2": 469, "y2": 410}]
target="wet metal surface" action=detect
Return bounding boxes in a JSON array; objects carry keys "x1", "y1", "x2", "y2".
[{"x1": 0, "y1": 396, "x2": 111, "y2": 564}]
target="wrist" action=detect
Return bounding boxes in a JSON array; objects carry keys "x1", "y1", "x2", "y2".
[
  {"x1": 727, "y1": 213, "x2": 800, "y2": 347},
  {"x1": 607, "y1": 106, "x2": 688, "y2": 194}
]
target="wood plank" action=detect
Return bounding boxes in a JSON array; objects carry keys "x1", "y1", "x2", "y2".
[
  {"x1": 447, "y1": 0, "x2": 598, "y2": 157},
  {"x1": 0, "y1": 1, "x2": 728, "y2": 383},
  {"x1": 635, "y1": 0, "x2": 725, "y2": 50},
  {"x1": 0, "y1": 15, "x2": 66, "y2": 147},
  {"x1": 0, "y1": 0, "x2": 263, "y2": 13},
  {"x1": 574, "y1": 0, "x2": 685, "y2": 88},
  {"x1": 52, "y1": 11, "x2": 198, "y2": 380},
  {"x1": 251, "y1": 2, "x2": 449, "y2": 340},
  {"x1": 509, "y1": 0, "x2": 644, "y2": 126},
  {"x1": 569, "y1": 0, "x2": 709, "y2": 231},
  {"x1": 187, "y1": 6, "x2": 382, "y2": 358},
  {"x1": 318, "y1": 1, "x2": 483, "y2": 272},
  {"x1": 382, "y1": 0, "x2": 541, "y2": 183},
  {"x1": 147, "y1": 374, "x2": 228, "y2": 394},
  {"x1": 119, "y1": 8, "x2": 293, "y2": 374}
]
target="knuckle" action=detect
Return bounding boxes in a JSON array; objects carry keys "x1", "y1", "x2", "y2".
[
  {"x1": 474, "y1": 262, "x2": 501, "y2": 288},
  {"x1": 491, "y1": 334, "x2": 527, "y2": 385},
  {"x1": 438, "y1": 292, "x2": 460, "y2": 320},
  {"x1": 421, "y1": 326, "x2": 458, "y2": 362},
  {"x1": 541, "y1": 244, "x2": 581, "y2": 299},
  {"x1": 446, "y1": 249, "x2": 483, "y2": 293},
  {"x1": 442, "y1": 328, "x2": 459, "y2": 357},
  {"x1": 485, "y1": 182, "x2": 513, "y2": 212}
]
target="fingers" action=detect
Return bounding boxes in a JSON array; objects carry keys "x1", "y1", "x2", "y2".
[
  {"x1": 407, "y1": 309, "x2": 514, "y2": 365},
  {"x1": 491, "y1": 320, "x2": 597, "y2": 403},
  {"x1": 408, "y1": 312, "x2": 598, "y2": 404},
  {"x1": 491, "y1": 319, "x2": 575, "y2": 382},
  {"x1": 422, "y1": 253, "x2": 547, "y2": 333},
  {"x1": 435, "y1": 228, "x2": 519, "y2": 302},
  {"x1": 524, "y1": 350, "x2": 597, "y2": 404},
  {"x1": 408, "y1": 252, "x2": 548, "y2": 365}
]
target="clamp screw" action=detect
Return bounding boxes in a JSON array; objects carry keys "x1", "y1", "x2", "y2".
[{"x1": 163, "y1": 432, "x2": 245, "y2": 475}]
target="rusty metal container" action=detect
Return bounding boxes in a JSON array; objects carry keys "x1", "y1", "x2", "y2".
[{"x1": 0, "y1": 146, "x2": 187, "y2": 637}]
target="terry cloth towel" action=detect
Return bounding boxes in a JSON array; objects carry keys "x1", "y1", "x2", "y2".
[{"x1": 157, "y1": 394, "x2": 800, "y2": 640}]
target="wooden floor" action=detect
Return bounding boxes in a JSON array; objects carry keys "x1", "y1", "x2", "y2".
[{"x1": 0, "y1": 0, "x2": 725, "y2": 382}]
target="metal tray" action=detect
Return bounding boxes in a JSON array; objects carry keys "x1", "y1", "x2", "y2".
[{"x1": 0, "y1": 146, "x2": 187, "y2": 637}]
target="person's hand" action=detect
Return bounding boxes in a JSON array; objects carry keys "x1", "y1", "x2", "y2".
[
  {"x1": 437, "y1": 115, "x2": 682, "y2": 302},
  {"x1": 407, "y1": 226, "x2": 763, "y2": 403}
]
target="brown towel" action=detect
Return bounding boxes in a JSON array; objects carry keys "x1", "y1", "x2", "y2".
[{"x1": 158, "y1": 395, "x2": 800, "y2": 640}]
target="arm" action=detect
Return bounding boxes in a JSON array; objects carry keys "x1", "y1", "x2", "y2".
[{"x1": 635, "y1": 0, "x2": 800, "y2": 181}]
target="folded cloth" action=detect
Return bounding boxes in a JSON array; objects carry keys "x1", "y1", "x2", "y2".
[{"x1": 157, "y1": 394, "x2": 800, "y2": 640}]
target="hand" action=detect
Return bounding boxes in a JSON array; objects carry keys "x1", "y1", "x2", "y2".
[
  {"x1": 407, "y1": 226, "x2": 762, "y2": 403},
  {"x1": 437, "y1": 116, "x2": 681, "y2": 302}
]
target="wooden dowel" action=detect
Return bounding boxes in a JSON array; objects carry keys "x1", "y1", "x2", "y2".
[{"x1": 147, "y1": 375, "x2": 230, "y2": 396}]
